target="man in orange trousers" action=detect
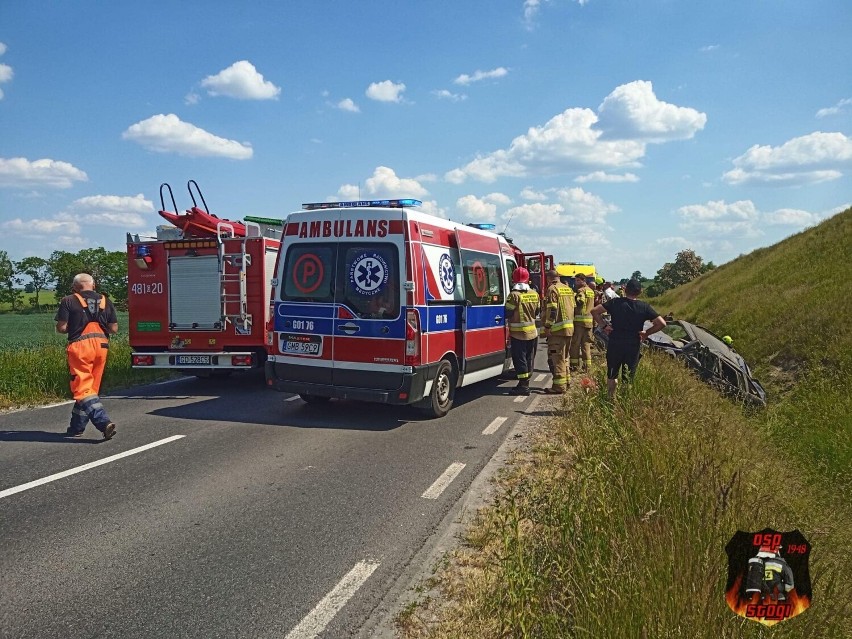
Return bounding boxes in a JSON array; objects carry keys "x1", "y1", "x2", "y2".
[{"x1": 55, "y1": 273, "x2": 119, "y2": 439}]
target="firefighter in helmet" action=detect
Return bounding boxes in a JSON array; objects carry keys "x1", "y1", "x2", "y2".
[
  {"x1": 569, "y1": 273, "x2": 595, "y2": 372},
  {"x1": 543, "y1": 268, "x2": 574, "y2": 394},
  {"x1": 745, "y1": 545, "x2": 795, "y2": 603},
  {"x1": 54, "y1": 273, "x2": 119, "y2": 439},
  {"x1": 505, "y1": 266, "x2": 540, "y2": 395}
]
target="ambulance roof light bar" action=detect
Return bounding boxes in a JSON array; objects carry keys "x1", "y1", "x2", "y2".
[{"x1": 301, "y1": 199, "x2": 422, "y2": 210}]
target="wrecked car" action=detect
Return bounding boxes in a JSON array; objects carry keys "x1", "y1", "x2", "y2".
[{"x1": 645, "y1": 320, "x2": 767, "y2": 407}]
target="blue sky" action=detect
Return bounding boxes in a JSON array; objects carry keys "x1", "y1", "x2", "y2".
[{"x1": 1, "y1": 1, "x2": 849, "y2": 280}]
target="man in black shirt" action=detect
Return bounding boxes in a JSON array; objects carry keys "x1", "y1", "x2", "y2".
[
  {"x1": 55, "y1": 273, "x2": 119, "y2": 439},
  {"x1": 591, "y1": 278, "x2": 665, "y2": 399}
]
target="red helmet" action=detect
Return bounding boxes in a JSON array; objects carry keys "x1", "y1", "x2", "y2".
[{"x1": 512, "y1": 267, "x2": 530, "y2": 284}]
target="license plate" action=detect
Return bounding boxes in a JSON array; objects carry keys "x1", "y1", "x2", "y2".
[
  {"x1": 282, "y1": 333, "x2": 322, "y2": 357},
  {"x1": 175, "y1": 355, "x2": 211, "y2": 365}
]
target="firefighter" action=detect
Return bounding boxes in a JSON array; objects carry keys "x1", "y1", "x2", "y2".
[
  {"x1": 55, "y1": 273, "x2": 119, "y2": 439},
  {"x1": 745, "y1": 546, "x2": 795, "y2": 602},
  {"x1": 505, "y1": 267, "x2": 540, "y2": 395},
  {"x1": 569, "y1": 273, "x2": 595, "y2": 372},
  {"x1": 543, "y1": 269, "x2": 574, "y2": 394}
]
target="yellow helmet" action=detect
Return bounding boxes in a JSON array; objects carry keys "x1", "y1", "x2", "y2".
[{"x1": 722, "y1": 335, "x2": 733, "y2": 346}]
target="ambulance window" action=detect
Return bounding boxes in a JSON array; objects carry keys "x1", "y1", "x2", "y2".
[
  {"x1": 505, "y1": 259, "x2": 517, "y2": 286},
  {"x1": 461, "y1": 250, "x2": 504, "y2": 306},
  {"x1": 281, "y1": 244, "x2": 336, "y2": 302},
  {"x1": 339, "y1": 243, "x2": 400, "y2": 319}
]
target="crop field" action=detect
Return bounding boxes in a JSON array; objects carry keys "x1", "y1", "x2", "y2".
[{"x1": 0, "y1": 312, "x2": 172, "y2": 410}]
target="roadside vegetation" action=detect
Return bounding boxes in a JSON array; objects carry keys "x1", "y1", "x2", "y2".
[
  {"x1": 397, "y1": 207, "x2": 851, "y2": 638},
  {"x1": 0, "y1": 313, "x2": 171, "y2": 411}
]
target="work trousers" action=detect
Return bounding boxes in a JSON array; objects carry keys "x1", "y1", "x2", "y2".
[
  {"x1": 547, "y1": 334, "x2": 571, "y2": 388},
  {"x1": 66, "y1": 324, "x2": 111, "y2": 432},
  {"x1": 510, "y1": 337, "x2": 537, "y2": 381},
  {"x1": 569, "y1": 324, "x2": 593, "y2": 371}
]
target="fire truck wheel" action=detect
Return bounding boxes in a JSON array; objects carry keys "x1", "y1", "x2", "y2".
[
  {"x1": 422, "y1": 360, "x2": 455, "y2": 418},
  {"x1": 299, "y1": 393, "x2": 330, "y2": 405}
]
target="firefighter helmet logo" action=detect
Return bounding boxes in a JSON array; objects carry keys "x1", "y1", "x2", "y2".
[
  {"x1": 438, "y1": 253, "x2": 455, "y2": 295},
  {"x1": 350, "y1": 252, "x2": 388, "y2": 296},
  {"x1": 724, "y1": 529, "x2": 812, "y2": 626}
]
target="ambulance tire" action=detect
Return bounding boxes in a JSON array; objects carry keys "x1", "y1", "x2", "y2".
[
  {"x1": 422, "y1": 360, "x2": 455, "y2": 418},
  {"x1": 300, "y1": 393, "x2": 330, "y2": 405}
]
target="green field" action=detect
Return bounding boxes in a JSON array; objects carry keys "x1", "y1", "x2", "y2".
[{"x1": 0, "y1": 290, "x2": 58, "y2": 313}]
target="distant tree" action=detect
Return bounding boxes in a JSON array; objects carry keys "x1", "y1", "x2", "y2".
[
  {"x1": 0, "y1": 250, "x2": 22, "y2": 310},
  {"x1": 16, "y1": 256, "x2": 51, "y2": 312},
  {"x1": 78, "y1": 248, "x2": 128, "y2": 309},
  {"x1": 49, "y1": 250, "x2": 86, "y2": 302},
  {"x1": 655, "y1": 249, "x2": 706, "y2": 293},
  {"x1": 631, "y1": 270, "x2": 643, "y2": 282},
  {"x1": 701, "y1": 261, "x2": 716, "y2": 274}
]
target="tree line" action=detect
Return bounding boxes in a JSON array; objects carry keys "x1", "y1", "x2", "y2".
[
  {"x1": 624, "y1": 249, "x2": 715, "y2": 297},
  {"x1": 0, "y1": 248, "x2": 128, "y2": 312}
]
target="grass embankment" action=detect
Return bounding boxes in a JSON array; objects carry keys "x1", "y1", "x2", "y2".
[
  {"x1": 398, "y1": 208, "x2": 851, "y2": 637},
  {"x1": 0, "y1": 312, "x2": 172, "y2": 410}
]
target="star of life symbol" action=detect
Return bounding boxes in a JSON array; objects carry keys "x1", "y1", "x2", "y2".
[
  {"x1": 438, "y1": 254, "x2": 455, "y2": 295},
  {"x1": 350, "y1": 252, "x2": 388, "y2": 296}
]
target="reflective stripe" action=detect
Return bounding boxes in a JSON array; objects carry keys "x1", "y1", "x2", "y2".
[
  {"x1": 69, "y1": 332, "x2": 108, "y2": 343},
  {"x1": 510, "y1": 321, "x2": 536, "y2": 329}
]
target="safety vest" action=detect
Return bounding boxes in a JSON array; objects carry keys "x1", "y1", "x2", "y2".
[
  {"x1": 71, "y1": 293, "x2": 108, "y2": 343},
  {"x1": 506, "y1": 290, "x2": 540, "y2": 340},
  {"x1": 545, "y1": 283, "x2": 574, "y2": 336},
  {"x1": 573, "y1": 285, "x2": 594, "y2": 328}
]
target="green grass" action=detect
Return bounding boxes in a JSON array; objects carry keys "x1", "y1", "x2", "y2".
[
  {"x1": 0, "y1": 312, "x2": 172, "y2": 410},
  {"x1": 398, "y1": 208, "x2": 852, "y2": 638},
  {"x1": 0, "y1": 289, "x2": 58, "y2": 312}
]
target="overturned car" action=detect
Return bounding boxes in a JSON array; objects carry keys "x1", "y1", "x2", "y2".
[{"x1": 644, "y1": 320, "x2": 767, "y2": 407}]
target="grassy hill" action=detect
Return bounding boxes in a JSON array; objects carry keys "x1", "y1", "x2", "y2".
[{"x1": 398, "y1": 207, "x2": 851, "y2": 639}]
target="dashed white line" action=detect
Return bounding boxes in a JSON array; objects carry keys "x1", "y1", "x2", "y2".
[
  {"x1": 534, "y1": 373, "x2": 547, "y2": 382},
  {"x1": 285, "y1": 560, "x2": 380, "y2": 639},
  {"x1": 482, "y1": 416, "x2": 508, "y2": 435},
  {"x1": 285, "y1": 395, "x2": 301, "y2": 402},
  {"x1": 513, "y1": 395, "x2": 527, "y2": 403},
  {"x1": 421, "y1": 462, "x2": 466, "y2": 500},
  {"x1": 0, "y1": 435, "x2": 186, "y2": 500}
]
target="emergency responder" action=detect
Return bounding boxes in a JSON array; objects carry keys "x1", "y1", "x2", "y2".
[
  {"x1": 569, "y1": 273, "x2": 595, "y2": 372},
  {"x1": 55, "y1": 273, "x2": 119, "y2": 439},
  {"x1": 543, "y1": 268, "x2": 574, "y2": 394},
  {"x1": 505, "y1": 267, "x2": 540, "y2": 395},
  {"x1": 746, "y1": 546, "x2": 795, "y2": 603},
  {"x1": 591, "y1": 278, "x2": 666, "y2": 400}
]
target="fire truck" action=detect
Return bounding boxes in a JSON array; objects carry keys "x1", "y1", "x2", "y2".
[
  {"x1": 265, "y1": 198, "x2": 551, "y2": 416},
  {"x1": 127, "y1": 181, "x2": 282, "y2": 375}
]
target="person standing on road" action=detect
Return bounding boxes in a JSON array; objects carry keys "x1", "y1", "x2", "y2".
[
  {"x1": 591, "y1": 278, "x2": 666, "y2": 400},
  {"x1": 569, "y1": 273, "x2": 595, "y2": 373},
  {"x1": 505, "y1": 267, "x2": 540, "y2": 396},
  {"x1": 543, "y1": 269, "x2": 574, "y2": 394},
  {"x1": 55, "y1": 273, "x2": 119, "y2": 439}
]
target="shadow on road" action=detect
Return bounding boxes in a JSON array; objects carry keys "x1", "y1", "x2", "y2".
[{"x1": 0, "y1": 430, "x2": 103, "y2": 444}]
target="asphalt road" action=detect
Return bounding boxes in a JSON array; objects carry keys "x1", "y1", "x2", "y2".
[{"x1": 0, "y1": 347, "x2": 556, "y2": 638}]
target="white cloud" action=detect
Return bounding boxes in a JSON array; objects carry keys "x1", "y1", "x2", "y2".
[
  {"x1": 444, "y1": 168, "x2": 467, "y2": 184},
  {"x1": 520, "y1": 187, "x2": 547, "y2": 201},
  {"x1": 337, "y1": 166, "x2": 430, "y2": 200},
  {"x1": 432, "y1": 89, "x2": 467, "y2": 102},
  {"x1": 122, "y1": 114, "x2": 253, "y2": 159},
  {"x1": 1, "y1": 215, "x2": 82, "y2": 238},
  {"x1": 366, "y1": 80, "x2": 406, "y2": 103},
  {"x1": 419, "y1": 200, "x2": 448, "y2": 219},
  {"x1": 456, "y1": 195, "x2": 498, "y2": 222},
  {"x1": 676, "y1": 199, "x2": 762, "y2": 237},
  {"x1": 523, "y1": 1, "x2": 590, "y2": 30},
  {"x1": 816, "y1": 97, "x2": 852, "y2": 118},
  {"x1": 337, "y1": 98, "x2": 360, "y2": 113},
  {"x1": 453, "y1": 67, "x2": 508, "y2": 86},
  {"x1": 0, "y1": 42, "x2": 7, "y2": 56},
  {"x1": 553, "y1": 187, "x2": 620, "y2": 224},
  {"x1": 700, "y1": 44, "x2": 720, "y2": 52},
  {"x1": 575, "y1": 171, "x2": 639, "y2": 183},
  {"x1": 70, "y1": 193, "x2": 153, "y2": 227},
  {"x1": 200, "y1": 60, "x2": 280, "y2": 100},
  {"x1": 484, "y1": 192, "x2": 512, "y2": 205},
  {"x1": 0, "y1": 62, "x2": 12, "y2": 99},
  {"x1": 0, "y1": 157, "x2": 88, "y2": 188},
  {"x1": 722, "y1": 131, "x2": 852, "y2": 185},
  {"x1": 762, "y1": 208, "x2": 820, "y2": 226},
  {"x1": 184, "y1": 92, "x2": 200, "y2": 105},
  {"x1": 596, "y1": 80, "x2": 707, "y2": 141}
]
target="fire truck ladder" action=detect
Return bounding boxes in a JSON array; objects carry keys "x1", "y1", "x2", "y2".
[{"x1": 217, "y1": 221, "x2": 260, "y2": 332}]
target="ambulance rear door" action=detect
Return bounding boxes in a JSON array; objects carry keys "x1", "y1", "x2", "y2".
[{"x1": 331, "y1": 208, "x2": 407, "y2": 390}]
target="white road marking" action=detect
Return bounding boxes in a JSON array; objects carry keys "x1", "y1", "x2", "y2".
[
  {"x1": 0, "y1": 435, "x2": 186, "y2": 500},
  {"x1": 148, "y1": 376, "x2": 192, "y2": 386},
  {"x1": 285, "y1": 395, "x2": 301, "y2": 402},
  {"x1": 513, "y1": 395, "x2": 527, "y2": 403},
  {"x1": 482, "y1": 416, "x2": 508, "y2": 435},
  {"x1": 534, "y1": 373, "x2": 547, "y2": 382},
  {"x1": 421, "y1": 462, "x2": 466, "y2": 500},
  {"x1": 285, "y1": 560, "x2": 380, "y2": 639}
]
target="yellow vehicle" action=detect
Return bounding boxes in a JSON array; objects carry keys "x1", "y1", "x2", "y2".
[{"x1": 555, "y1": 262, "x2": 596, "y2": 289}]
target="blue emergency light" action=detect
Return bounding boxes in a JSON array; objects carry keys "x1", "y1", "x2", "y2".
[
  {"x1": 468, "y1": 223, "x2": 496, "y2": 230},
  {"x1": 302, "y1": 199, "x2": 422, "y2": 210}
]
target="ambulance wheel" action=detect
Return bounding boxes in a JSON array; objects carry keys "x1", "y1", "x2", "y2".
[
  {"x1": 300, "y1": 393, "x2": 330, "y2": 405},
  {"x1": 422, "y1": 360, "x2": 455, "y2": 418}
]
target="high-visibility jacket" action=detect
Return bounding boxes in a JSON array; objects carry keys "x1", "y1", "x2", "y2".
[
  {"x1": 67, "y1": 293, "x2": 110, "y2": 401},
  {"x1": 573, "y1": 285, "x2": 595, "y2": 328},
  {"x1": 506, "y1": 288, "x2": 540, "y2": 340},
  {"x1": 545, "y1": 282, "x2": 574, "y2": 336}
]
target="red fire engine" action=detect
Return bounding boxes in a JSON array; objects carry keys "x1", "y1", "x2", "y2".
[{"x1": 127, "y1": 181, "x2": 282, "y2": 375}]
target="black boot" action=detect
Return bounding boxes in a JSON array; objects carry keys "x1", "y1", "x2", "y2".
[{"x1": 510, "y1": 378, "x2": 531, "y2": 395}]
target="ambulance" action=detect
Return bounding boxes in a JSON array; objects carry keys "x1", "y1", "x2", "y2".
[{"x1": 265, "y1": 199, "x2": 551, "y2": 417}]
